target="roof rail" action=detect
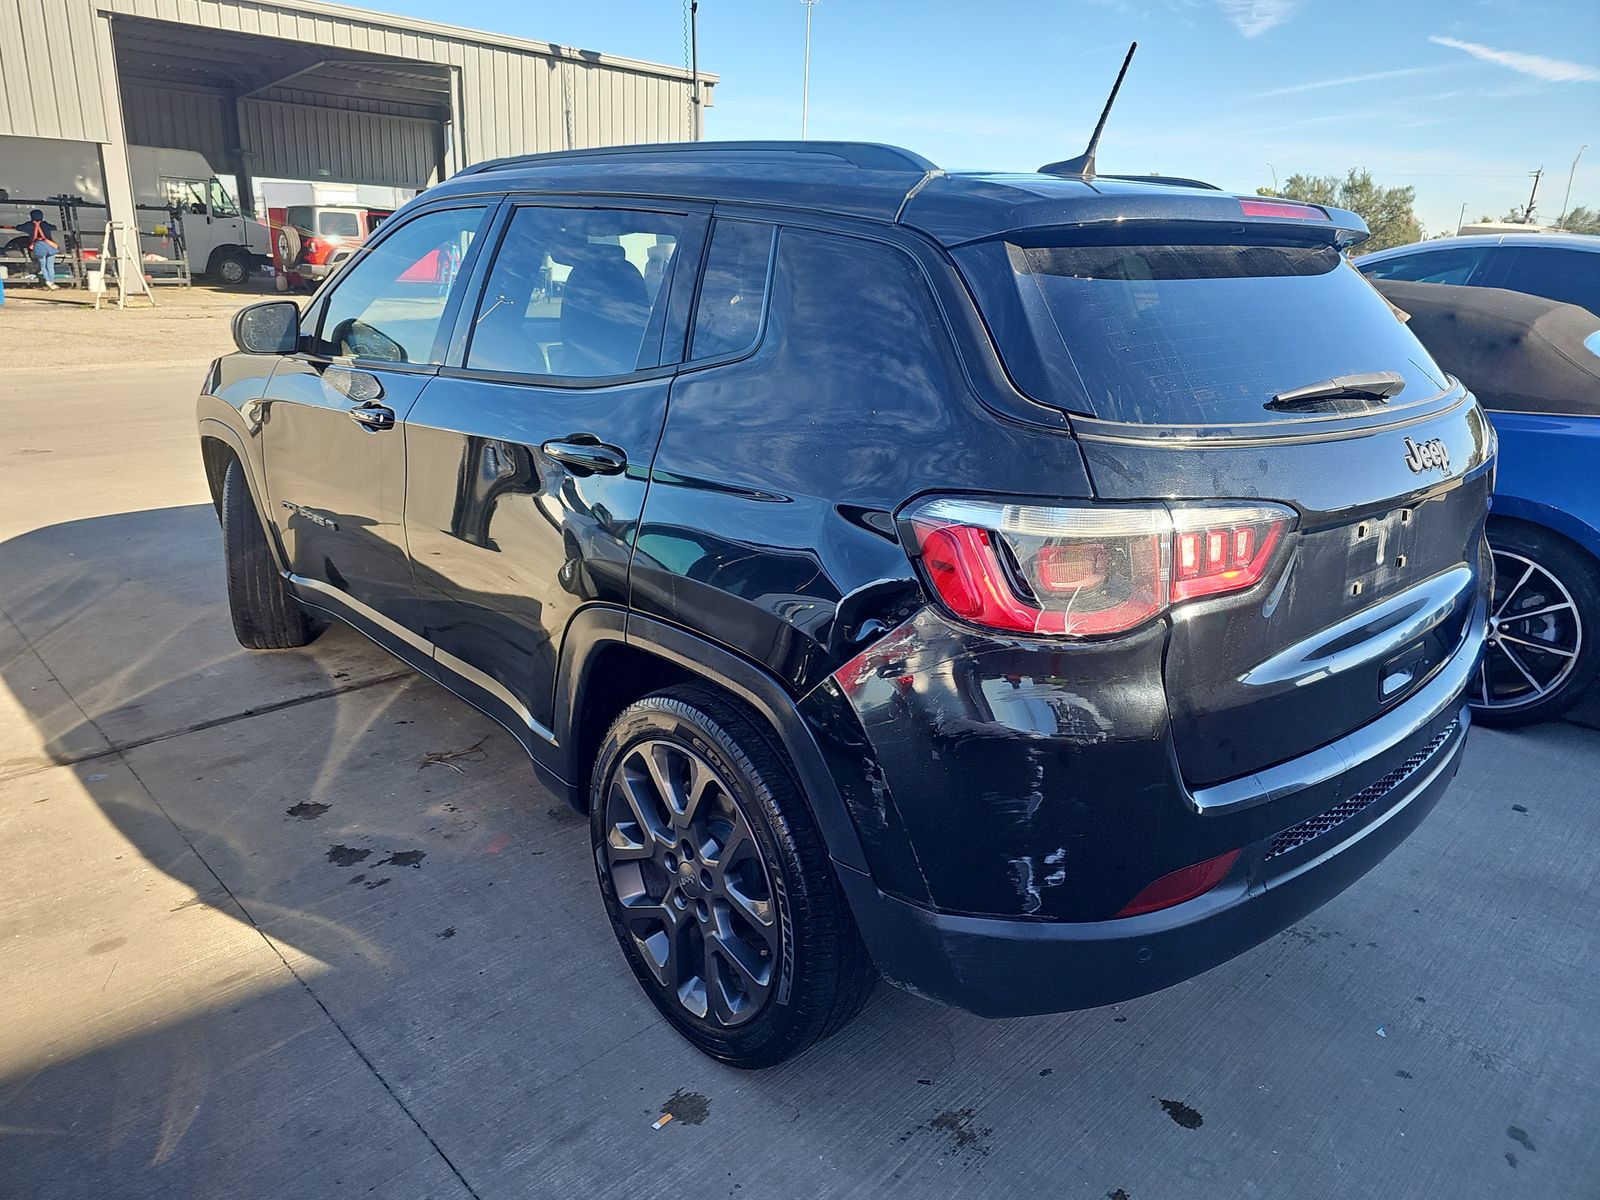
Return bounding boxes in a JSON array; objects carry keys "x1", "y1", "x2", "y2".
[
  {"x1": 459, "y1": 140, "x2": 939, "y2": 177},
  {"x1": 1097, "y1": 173, "x2": 1221, "y2": 191}
]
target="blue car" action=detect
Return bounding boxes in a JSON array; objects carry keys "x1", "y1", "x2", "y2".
[{"x1": 1370, "y1": 276, "x2": 1600, "y2": 724}]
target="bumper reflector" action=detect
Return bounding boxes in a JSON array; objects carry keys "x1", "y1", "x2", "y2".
[{"x1": 1115, "y1": 849, "x2": 1240, "y2": 918}]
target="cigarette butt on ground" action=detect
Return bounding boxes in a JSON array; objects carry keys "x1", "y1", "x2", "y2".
[{"x1": 652, "y1": 1113, "x2": 674, "y2": 1130}]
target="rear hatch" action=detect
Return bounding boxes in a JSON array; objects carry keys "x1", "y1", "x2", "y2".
[{"x1": 951, "y1": 206, "x2": 1493, "y2": 787}]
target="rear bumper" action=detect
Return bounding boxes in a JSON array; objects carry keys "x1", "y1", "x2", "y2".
[{"x1": 839, "y1": 706, "x2": 1469, "y2": 1018}]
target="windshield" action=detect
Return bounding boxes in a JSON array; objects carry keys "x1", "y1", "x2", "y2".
[
  {"x1": 957, "y1": 235, "x2": 1451, "y2": 428},
  {"x1": 208, "y1": 178, "x2": 239, "y2": 218},
  {"x1": 163, "y1": 178, "x2": 209, "y2": 215}
]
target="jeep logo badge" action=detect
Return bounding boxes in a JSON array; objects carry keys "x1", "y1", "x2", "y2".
[{"x1": 1403, "y1": 436, "x2": 1450, "y2": 474}]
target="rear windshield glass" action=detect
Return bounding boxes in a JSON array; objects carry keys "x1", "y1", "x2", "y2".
[
  {"x1": 957, "y1": 237, "x2": 1450, "y2": 427},
  {"x1": 318, "y1": 210, "x2": 362, "y2": 238}
]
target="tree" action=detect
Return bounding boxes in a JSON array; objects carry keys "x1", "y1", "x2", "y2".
[
  {"x1": 1257, "y1": 169, "x2": 1423, "y2": 254},
  {"x1": 1557, "y1": 205, "x2": 1599, "y2": 235}
]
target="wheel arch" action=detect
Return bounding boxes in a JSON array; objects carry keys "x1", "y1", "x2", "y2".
[
  {"x1": 554, "y1": 608, "x2": 870, "y2": 873},
  {"x1": 197, "y1": 416, "x2": 288, "y2": 573},
  {"x1": 205, "y1": 245, "x2": 255, "y2": 280},
  {"x1": 1489, "y1": 501, "x2": 1600, "y2": 572}
]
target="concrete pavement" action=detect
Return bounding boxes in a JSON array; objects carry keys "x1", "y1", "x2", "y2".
[{"x1": 1, "y1": 327, "x2": 1596, "y2": 1197}]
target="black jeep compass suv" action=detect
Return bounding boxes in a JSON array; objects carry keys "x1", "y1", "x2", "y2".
[{"x1": 199, "y1": 142, "x2": 1492, "y2": 1067}]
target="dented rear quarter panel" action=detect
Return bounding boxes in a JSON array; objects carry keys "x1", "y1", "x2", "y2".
[{"x1": 820, "y1": 608, "x2": 1177, "y2": 921}]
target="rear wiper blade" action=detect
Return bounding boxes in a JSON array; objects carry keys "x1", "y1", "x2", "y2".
[{"x1": 1267, "y1": 371, "x2": 1406, "y2": 410}]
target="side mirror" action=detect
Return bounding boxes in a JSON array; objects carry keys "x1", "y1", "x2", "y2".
[{"x1": 233, "y1": 301, "x2": 300, "y2": 355}]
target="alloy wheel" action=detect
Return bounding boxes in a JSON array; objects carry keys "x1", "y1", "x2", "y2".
[
  {"x1": 1474, "y1": 549, "x2": 1584, "y2": 713},
  {"x1": 601, "y1": 738, "x2": 780, "y2": 1028}
]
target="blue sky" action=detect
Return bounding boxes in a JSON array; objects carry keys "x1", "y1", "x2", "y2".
[{"x1": 380, "y1": 0, "x2": 1598, "y2": 234}]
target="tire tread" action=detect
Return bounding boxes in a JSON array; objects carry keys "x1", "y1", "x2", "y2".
[{"x1": 220, "y1": 458, "x2": 317, "y2": 650}]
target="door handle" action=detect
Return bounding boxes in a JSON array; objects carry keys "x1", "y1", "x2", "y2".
[
  {"x1": 349, "y1": 403, "x2": 396, "y2": 431},
  {"x1": 542, "y1": 438, "x2": 627, "y2": 475}
]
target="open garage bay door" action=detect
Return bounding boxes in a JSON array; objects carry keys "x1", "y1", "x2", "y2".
[{"x1": 113, "y1": 15, "x2": 453, "y2": 197}]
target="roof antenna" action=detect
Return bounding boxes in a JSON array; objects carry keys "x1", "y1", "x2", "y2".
[{"x1": 1039, "y1": 41, "x2": 1137, "y2": 180}]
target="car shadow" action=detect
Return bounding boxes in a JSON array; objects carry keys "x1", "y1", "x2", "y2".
[{"x1": 0, "y1": 506, "x2": 951, "y2": 1192}]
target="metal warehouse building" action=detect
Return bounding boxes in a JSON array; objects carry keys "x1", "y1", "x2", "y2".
[{"x1": 0, "y1": 0, "x2": 716, "y2": 237}]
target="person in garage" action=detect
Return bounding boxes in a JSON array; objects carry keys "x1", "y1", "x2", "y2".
[{"x1": 7, "y1": 210, "x2": 60, "y2": 290}]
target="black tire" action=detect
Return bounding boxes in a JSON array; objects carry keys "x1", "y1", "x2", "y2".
[
  {"x1": 590, "y1": 685, "x2": 876, "y2": 1068},
  {"x1": 219, "y1": 458, "x2": 319, "y2": 649},
  {"x1": 211, "y1": 250, "x2": 251, "y2": 287},
  {"x1": 1472, "y1": 521, "x2": 1600, "y2": 727}
]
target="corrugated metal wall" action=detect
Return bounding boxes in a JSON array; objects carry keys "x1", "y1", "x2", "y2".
[
  {"x1": 121, "y1": 86, "x2": 232, "y2": 167},
  {"x1": 98, "y1": 0, "x2": 708, "y2": 159},
  {"x1": 119, "y1": 85, "x2": 443, "y2": 187},
  {"x1": 2, "y1": 0, "x2": 710, "y2": 173},
  {"x1": 240, "y1": 99, "x2": 442, "y2": 186},
  {"x1": 0, "y1": 0, "x2": 111, "y2": 141}
]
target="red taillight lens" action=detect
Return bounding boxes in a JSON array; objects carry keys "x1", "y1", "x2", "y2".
[
  {"x1": 1115, "y1": 849, "x2": 1240, "y2": 918},
  {"x1": 903, "y1": 498, "x2": 1294, "y2": 639},
  {"x1": 916, "y1": 525, "x2": 988, "y2": 620},
  {"x1": 1239, "y1": 197, "x2": 1329, "y2": 220}
]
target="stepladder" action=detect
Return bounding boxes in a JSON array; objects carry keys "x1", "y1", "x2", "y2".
[{"x1": 97, "y1": 221, "x2": 156, "y2": 309}]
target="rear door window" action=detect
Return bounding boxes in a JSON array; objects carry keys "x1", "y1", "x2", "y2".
[
  {"x1": 465, "y1": 205, "x2": 690, "y2": 379},
  {"x1": 1359, "y1": 246, "x2": 1487, "y2": 285},
  {"x1": 1486, "y1": 247, "x2": 1600, "y2": 316},
  {"x1": 691, "y1": 219, "x2": 775, "y2": 360},
  {"x1": 958, "y1": 235, "x2": 1450, "y2": 427}
]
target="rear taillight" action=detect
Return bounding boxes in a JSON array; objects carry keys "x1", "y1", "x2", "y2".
[
  {"x1": 1170, "y1": 508, "x2": 1286, "y2": 602},
  {"x1": 902, "y1": 498, "x2": 1294, "y2": 638}
]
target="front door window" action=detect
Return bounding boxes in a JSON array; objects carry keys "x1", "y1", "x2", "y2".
[
  {"x1": 465, "y1": 206, "x2": 687, "y2": 378},
  {"x1": 313, "y1": 207, "x2": 485, "y2": 364}
]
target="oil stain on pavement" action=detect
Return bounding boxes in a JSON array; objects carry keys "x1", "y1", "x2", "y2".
[
  {"x1": 286, "y1": 801, "x2": 330, "y2": 820},
  {"x1": 1159, "y1": 1098, "x2": 1204, "y2": 1129},
  {"x1": 901, "y1": 1108, "x2": 994, "y2": 1161},
  {"x1": 660, "y1": 1088, "x2": 710, "y2": 1126}
]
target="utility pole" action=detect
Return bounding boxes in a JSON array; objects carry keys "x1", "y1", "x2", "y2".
[
  {"x1": 689, "y1": 1, "x2": 701, "y2": 141},
  {"x1": 1267, "y1": 162, "x2": 1277, "y2": 192},
  {"x1": 1558, "y1": 144, "x2": 1587, "y2": 227},
  {"x1": 801, "y1": 0, "x2": 819, "y2": 139},
  {"x1": 1521, "y1": 167, "x2": 1543, "y2": 224},
  {"x1": 1457, "y1": 202, "x2": 1467, "y2": 235}
]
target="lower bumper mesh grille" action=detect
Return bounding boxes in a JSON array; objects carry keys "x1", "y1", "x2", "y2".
[{"x1": 1266, "y1": 721, "x2": 1459, "y2": 860}]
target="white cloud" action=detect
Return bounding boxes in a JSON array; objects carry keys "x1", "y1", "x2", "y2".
[
  {"x1": 1429, "y1": 35, "x2": 1600, "y2": 83},
  {"x1": 1216, "y1": 0, "x2": 1299, "y2": 37},
  {"x1": 1249, "y1": 65, "x2": 1458, "y2": 99}
]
